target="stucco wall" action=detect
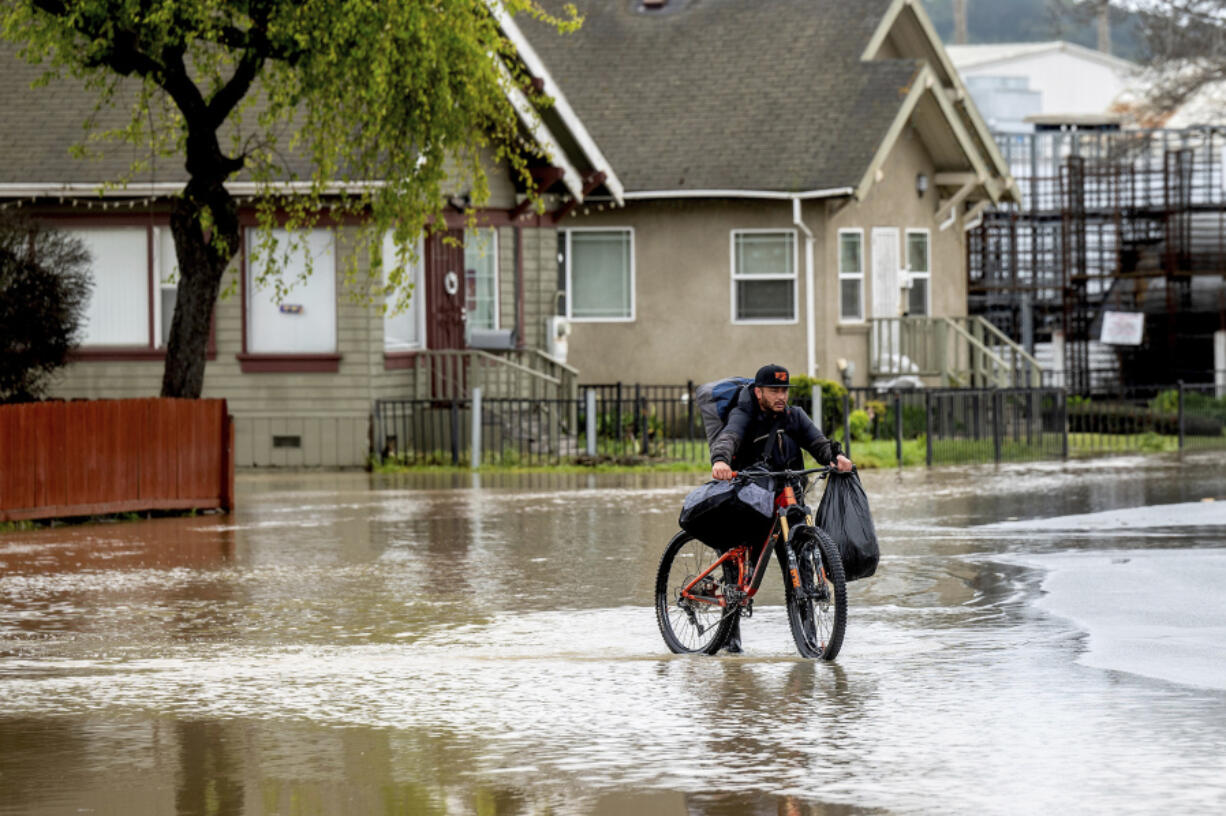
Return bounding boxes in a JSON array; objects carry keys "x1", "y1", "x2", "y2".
[
  {"x1": 563, "y1": 124, "x2": 970, "y2": 388},
  {"x1": 823, "y1": 124, "x2": 968, "y2": 386},
  {"x1": 560, "y1": 199, "x2": 812, "y2": 386}
]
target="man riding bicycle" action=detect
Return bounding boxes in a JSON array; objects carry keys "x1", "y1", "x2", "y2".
[{"x1": 710, "y1": 364, "x2": 853, "y2": 653}]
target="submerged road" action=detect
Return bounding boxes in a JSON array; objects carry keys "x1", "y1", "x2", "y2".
[{"x1": 2, "y1": 454, "x2": 1225, "y2": 815}]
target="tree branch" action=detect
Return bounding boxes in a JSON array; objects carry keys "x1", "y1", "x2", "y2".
[
  {"x1": 32, "y1": 0, "x2": 166, "y2": 78},
  {"x1": 207, "y1": 48, "x2": 266, "y2": 128}
]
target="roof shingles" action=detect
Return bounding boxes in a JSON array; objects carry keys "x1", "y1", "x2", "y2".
[
  {"x1": 524, "y1": 0, "x2": 916, "y2": 193},
  {"x1": 2, "y1": 0, "x2": 917, "y2": 195}
]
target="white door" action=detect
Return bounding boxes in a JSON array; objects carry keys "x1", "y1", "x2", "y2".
[{"x1": 871, "y1": 227, "x2": 901, "y2": 372}]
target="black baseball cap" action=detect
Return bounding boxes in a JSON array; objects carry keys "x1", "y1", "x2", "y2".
[{"x1": 753, "y1": 364, "x2": 795, "y2": 388}]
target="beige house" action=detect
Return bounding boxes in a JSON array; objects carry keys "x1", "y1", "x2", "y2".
[
  {"x1": 1, "y1": 0, "x2": 1020, "y2": 467},
  {"x1": 521, "y1": 0, "x2": 1019, "y2": 385}
]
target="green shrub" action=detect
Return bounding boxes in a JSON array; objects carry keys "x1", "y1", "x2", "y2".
[
  {"x1": 1149, "y1": 389, "x2": 1179, "y2": 415},
  {"x1": 848, "y1": 408, "x2": 872, "y2": 442},
  {"x1": 1148, "y1": 389, "x2": 1226, "y2": 425},
  {"x1": 0, "y1": 215, "x2": 92, "y2": 402},
  {"x1": 879, "y1": 401, "x2": 927, "y2": 439},
  {"x1": 1068, "y1": 402, "x2": 1224, "y2": 437},
  {"x1": 789, "y1": 375, "x2": 847, "y2": 435}
]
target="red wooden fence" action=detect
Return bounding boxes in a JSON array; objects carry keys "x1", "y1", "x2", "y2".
[{"x1": 0, "y1": 398, "x2": 235, "y2": 522}]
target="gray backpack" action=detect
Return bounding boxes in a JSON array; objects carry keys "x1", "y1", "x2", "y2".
[{"x1": 693, "y1": 376, "x2": 752, "y2": 447}]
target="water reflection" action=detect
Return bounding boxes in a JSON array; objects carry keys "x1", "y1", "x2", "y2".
[{"x1": 2, "y1": 454, "x2": 1225, "y2": 815}]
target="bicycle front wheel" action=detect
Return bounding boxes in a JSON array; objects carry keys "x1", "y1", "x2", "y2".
[
  {"x1": 784, "y1": 526, "x2": 847, "y2": 660},
  {"x1": 655, "y1": 531, "x2": 738, "y2": 654}
]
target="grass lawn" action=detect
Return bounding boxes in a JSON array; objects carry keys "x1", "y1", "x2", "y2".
[{"x1": 372, "y1": 429, "x2": 1222, "y2": 475}]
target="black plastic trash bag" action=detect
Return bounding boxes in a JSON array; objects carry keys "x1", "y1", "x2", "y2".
[
  {"x1": 815, "y1": 471, "x2": 880, "y2": 581},
  {"x1": 679, "y1": 479, "x2": 774, "y2": 551}
]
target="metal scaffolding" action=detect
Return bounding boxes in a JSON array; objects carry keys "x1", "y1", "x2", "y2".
[{"x1": 968, "y1": 127, "x2": 1226, "y2": 394}]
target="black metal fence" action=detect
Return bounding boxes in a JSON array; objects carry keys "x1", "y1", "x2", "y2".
[
  {"x1": 372, "y1": 381, "x2": 1226, "y2": 468},
  {"x1": 840, "y1": 387, "x2": 1068, "y2": 465}
]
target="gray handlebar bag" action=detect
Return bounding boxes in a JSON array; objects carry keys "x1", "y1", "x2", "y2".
[{"x1": 679, "y1": 479, "x2": 774, "y2": 552}]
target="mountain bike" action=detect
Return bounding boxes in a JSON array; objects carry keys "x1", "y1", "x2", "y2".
[{"x1": 655, "y1": 466, "x2": 848, "y2": 660}]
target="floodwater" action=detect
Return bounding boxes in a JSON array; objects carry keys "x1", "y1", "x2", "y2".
[{"x1": 2, "y1": 455, "x2": 1226, "y2": 816}]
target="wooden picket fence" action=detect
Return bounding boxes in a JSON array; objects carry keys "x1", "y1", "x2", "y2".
[{"x1": 0, "y1": 398, "x2": 235, "y2": 522}]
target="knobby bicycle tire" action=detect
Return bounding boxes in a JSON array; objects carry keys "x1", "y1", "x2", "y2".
[
  {"x1": 655, "y1": 531, "x2": 738, "y2": 655},
  {"x1": 782, "y1": 525, "x2": 847, "y2": 660}
]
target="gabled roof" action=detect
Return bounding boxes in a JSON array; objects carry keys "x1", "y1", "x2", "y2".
[
  {"x1": 522, "y1": 0, "x2": 1014, "y2": 203},
  {"x1": 522, "y1": 0, "x2": 914, "y2": 197},
  {"x1": 0, "y1": 36, "x2": 612, "y2": 204},
  {"x1": 0, "y1": 41, "x2": 155, "y2": 187},
  {"x1": 860, "y1": 0, "x2": 1016, "y2": 203}
]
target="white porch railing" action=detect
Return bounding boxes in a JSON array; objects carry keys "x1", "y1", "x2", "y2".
[
  {"x1": 405, "y1": 348, "x2": 579, "y2": 401},
  {"x1": 870, "y1": 316, "x2": 1043, "y2": 388}
]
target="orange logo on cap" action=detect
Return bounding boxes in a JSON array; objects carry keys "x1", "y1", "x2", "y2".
[{"x1": 775, "y1": 372, "x2": 787, "y2": 381}]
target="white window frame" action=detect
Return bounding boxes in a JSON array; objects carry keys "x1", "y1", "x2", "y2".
[
  {"x1": 729, "y1": 228, "x2": 799, "y2": 325},
  {"x1": 905, "y1": 228, "x2": 931, "y2": 317},
  {"x1": 382, "y1": 233, "x2": 426, "y2": 351},
  {"x1": 837, "y1": 228, "x2": 865, "y2": 324},
  {"x1": 70, "y1": 226, "x2": 151, "y2": 347},
  {"x1": 152, "y1": 226, "x2": 179, "y2": 348},
  {"x1": 244, "y1": 227, "x2": 338, "y2": 355},
  {"x1": 464, "y1": 227, "x2": 500, "y2": 333},
  {"x1": 562, "y1": 227, "x2": 636, "y2": 323}
]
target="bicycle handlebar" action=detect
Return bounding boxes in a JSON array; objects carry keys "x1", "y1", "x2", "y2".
[{"x1": 730, "y1": 465, "x2": 836, "y2": 479}]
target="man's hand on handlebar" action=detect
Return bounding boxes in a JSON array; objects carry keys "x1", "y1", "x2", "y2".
[{"x1": 713, "y1": 457, "x2": 851, "y2": 480}]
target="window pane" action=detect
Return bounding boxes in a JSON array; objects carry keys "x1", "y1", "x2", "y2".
[
  {"x1": 735, "y1": 232, "x2": 794, "y2": 277},
  {"x1": 907, "y1": 232, "x2": 929, "y2": 273},
  {"x1": 382, "y1": 233, "x2": 422, "y2": 350},
  {"x1": 839, "y1": 233, "x2": 862, "y2": 274},
  {"x1": 908, "y1": 277, "x2": 929, "y2": 316},
  {"x1": 159, "y1": 288, "x2": 177, "y2": 348},
  {"x1": 840, "y1": 279, "x2": 862, "y2": 321},
  {"x1": 72, "y1": 227, "x2": 149, "y2": 345},
  {"x1": 735, "y1": 231, "x2": 794, "y2": 276},
  {"x1": 736, "y1": 279, "x2": 794, "y2": 320},
  {"x1": 464, "y1": 228, "x2": 497, "y2": 331},
  {"x1": 247, "y1": 228, "x2": 337, "y2": 354},
  {"x1": 155, "y1": 227, "x2": 178, "y2": 348},
  {"x1": 571, "y1": 231, "x2": 631, "y2": 319}
]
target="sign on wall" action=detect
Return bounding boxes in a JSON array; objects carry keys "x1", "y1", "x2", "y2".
[{"x1": 1100, "y1": 311, "x2": 1145, "y2": 346}]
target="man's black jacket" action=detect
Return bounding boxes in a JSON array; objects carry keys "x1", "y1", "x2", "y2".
[{"x1": 710, "y1": 387, "x2": 840, "y2": 471}]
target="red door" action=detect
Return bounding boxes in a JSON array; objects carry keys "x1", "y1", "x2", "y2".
[
  {"x1": 424, "y1": 229, "x2": 468, "y2": 398},
  {"x1": 425, "y1": 229, "x2": 466, "y2": 350}
]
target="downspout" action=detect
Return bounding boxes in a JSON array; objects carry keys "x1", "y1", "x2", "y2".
[{"x1": 793, "y1": 197, "x2": 817, "y2": 377}]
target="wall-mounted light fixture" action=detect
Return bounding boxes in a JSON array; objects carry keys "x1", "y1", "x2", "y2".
[{"x1": 915, "y1": 173, "x2": 930, "y2": 198}]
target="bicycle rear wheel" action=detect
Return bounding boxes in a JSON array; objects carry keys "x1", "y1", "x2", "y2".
[
  {"x1": 655, "y1": 531, "x2": 738, "y2": 654},
  {"x1": 784, "y1": 526, "x2": 847, "y2": 660}
]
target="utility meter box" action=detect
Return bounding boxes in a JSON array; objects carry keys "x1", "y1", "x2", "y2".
[{"x1": 544, "y1": 316, "x2": 571, "y2": 363}]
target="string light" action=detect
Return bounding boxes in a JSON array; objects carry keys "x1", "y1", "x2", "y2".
[{"x1": 0, "y1": 193, "x2": 171, "y2": 211}]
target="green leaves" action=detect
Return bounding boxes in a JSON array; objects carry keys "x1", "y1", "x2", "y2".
[{"x1": 3, "y1": 0, "x2": 578, "y2": 300}]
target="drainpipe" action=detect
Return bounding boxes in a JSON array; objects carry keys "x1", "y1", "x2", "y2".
[{"x1": 793, "y1": 197, "x2": 817, "y2": 377}]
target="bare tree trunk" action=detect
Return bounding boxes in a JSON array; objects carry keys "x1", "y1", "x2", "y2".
[
  {"x1": 161, "y1": 179, "x2": 240, "y2": 399},
  {"x1": 954, "y1": 0, "x2": 968, "y2": 44}
]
